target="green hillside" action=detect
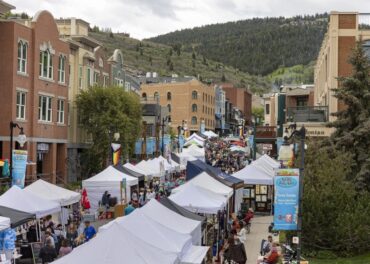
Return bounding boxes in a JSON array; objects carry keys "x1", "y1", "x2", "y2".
[
  {"x1": 268, "y1": 62, "x2": 315, "y2": 87},
  {"x1": 148, "y1": 14, "x2": 328, "y2": 76},
  {"x1": 89, "y1": 31, "x2": 271, "y2": 94}
]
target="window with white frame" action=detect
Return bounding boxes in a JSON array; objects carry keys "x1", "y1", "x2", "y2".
[
  {"x1": 38, "y1": 95, "x2": 52, "y2": 122},
  {"x1": 57, "y1": 99, "x2": 65, "y2": 124},
  {"x1": 125, "y1": 82, "x2": 131, "y2": 92},
  {"x1": 16, "y1": 91, "x2": 26, "y2": 120},
  {"x1": 17, "y1": 41, "x2": 27, "y2": 73},
  {"x1": 78, "y1": 66, "x2": 83, "y2": 88},
  {"x1": 87, "y1": 68, "x2": 92, "y2": 87},
  {"x1": 93, "y1": 72, "x2": 99, "y2": 85},
  {"x1": 39, "y1": 50, "x2": 53, "y2": 79},
  {"x1": 58, "y1": 55, "x2": 66, "y2": 83},
  {"x1": 103, "y1": 75, "x2": 109, "y2": 87}
]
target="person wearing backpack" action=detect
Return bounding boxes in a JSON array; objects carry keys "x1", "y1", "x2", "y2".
[{"x1": 223, "y1": 236, "x2": 247, "y2": 264}]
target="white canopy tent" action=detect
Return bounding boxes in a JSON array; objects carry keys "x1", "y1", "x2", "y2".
[
  {"x1": 253, "y1": 155, "x2": 280, "y2": 178},
  {"x1": 0, "y1": 216, "x2": 10, "y2": 232},
  {"x1": 140, "y1": 199, "x2": 202, "y2": 245},
  {"x1": 176, "y1": 152, "x2": 198, "y2": 169},
  {"x1": 99, "y1": 209, "x2": 208, "y2": 263},
  {"x1": 0, "y1": 186, "x2": 61, "y2": 219},
  {"x1": 232, "y1": 164, "x2": 274, "y2": 185},
  {"x1": 184, "y1": 138, "x2": 204, "y2": 148},
  {"x1": 182, "y1": 145, "x2": 205, "y2": 162},
  {"x1": 259, "y1": 154, "x2": 281, "y2": 168},
  {"x1": 169, "y1": 183, "x2": 227, "y2": 214},
  {"x1": 186, "y1": 133, "x2": 205, "y2": 143},
  {"x1": 203, "y1": 131, "x2": 218, "y2": 138},
  {"x1": 25, "y1": 179, "x2": 81, "y2": 206},
  {"x1": 52, "y1": 221, "x2": 181, "y2": 264},
  {"x1": 124, "y1": 162, "x2": 152, "y2": 179},
  {"x1": 172, "y1": 172, "x2": 233, "y2": 199},
  {"x1": 82, "y1": 166, "x2": 138, "y2": 211}
]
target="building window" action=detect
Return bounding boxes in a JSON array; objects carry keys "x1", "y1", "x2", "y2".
[
  {"x1": 168, "y1": 104, "x2": 171, "y2": 113},
  {"x1": 192, "y1": 91, "x2": 198, "y2": 100},
  {"x1": 103, "y1": 75, "x2": 109, "y2": 87},
  {"x1": 57, "y1": 99, "x2": 65, "y2": 124},
  {"x1": 154, "y1": 92, "x2": 159, "y2": 101},
  {"x1": 203, "y1": 105, "x2": 205, "y2": 113},
  {"x1": 16, "y1": 91, "x2": 26, "y2": 120},
  {"x1": 265, "y1": 104, "x2": 270, "y2": 115},
  {"x1": 125, "y1": 82, "x2": 131, "y2": 92},
  {"x1": 167, "y1": 92, "x2": 172, "y2": 100},
  {"x1": 58, "y1": 55, "x2": 66, "y2": 83},
  {"x1": 39, "y1": 50, "x2": 53, "y2": 79},
  {"x1": 191, "y1": 116, "x2": 197, "y2": 125},
  {"x1": 78, "y1": 66, "x2": 83, "y2": 88},
  {"x1": 38, "y1": 95, "x2": 52, "y2": 122},
  {"x1": 94, "y1": 72, "x2": 99, "y2": 85},
  {"x1": 142, "y1": 93, "x2": 147, "y2": 100},
  {"x1": 192, "y1": 104, "x2": 197, "y2": 112},
  {"x1": 87, "y1": 68, "x2": 92, "y2": 87},
  {"x1": 17, "y1": 41, "x2": 27, "y2": 73},
  {"x1": 296, "y1": 97, "x2": 308, "y2": 107}
]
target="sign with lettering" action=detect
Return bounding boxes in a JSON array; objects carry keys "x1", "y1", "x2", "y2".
[{"x1": 274, "y1": 168, "x2": 299, "y2": 230}]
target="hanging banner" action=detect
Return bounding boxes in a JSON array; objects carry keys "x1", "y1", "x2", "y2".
[
  {"x1": 12, "y1": 150, "x2": 28, "y2": 189},
  {"x1": 274, "y1": 168, "x2": 299, "y2": 230},
  {"x1": 111, "y1": 143, "x2": 121, "y2": 166}
]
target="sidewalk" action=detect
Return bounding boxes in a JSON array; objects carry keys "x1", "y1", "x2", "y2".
[{"x1": 245, "y1": 215, "x2": 273, "y2": 264}]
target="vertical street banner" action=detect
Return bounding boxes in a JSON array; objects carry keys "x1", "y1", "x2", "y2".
[
  {"x1": 12, "y1": 150, "x2": 28, "y2": 188},
  {"x1": 111, "y1": 143, "x2": 121, "y2": 166},
  {"x1": 274, "y1": 168, "x2": 299, "y2": 230}
]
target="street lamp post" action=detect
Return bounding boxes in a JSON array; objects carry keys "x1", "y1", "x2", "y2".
[
  {"x1": 9, "y1": 121, "x2": 27, "y2": 182},
  {"x1": 177, "y1": 120, "x2": 184, "y2": 153},
  {"x1": 283, "y1": 123, "x2": 306, "y2": 264},
  {"x1": 160, "y1": 116, "x2": 171, "y2": 156}
]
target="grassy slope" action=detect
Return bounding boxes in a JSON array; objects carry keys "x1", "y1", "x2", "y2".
[
  {"x1": 268, "y1": 62, "x2": 315, "y2": 86},
  {"x1": 89, "y1": 31, "x2": 271, "y2": 94}
]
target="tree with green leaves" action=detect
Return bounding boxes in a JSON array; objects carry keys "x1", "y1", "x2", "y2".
[
  {"x1": 76, "y1": 86, "x2": 142, "y2": 175},
  {"x1": 302, "y1": 143, "x2": 370, "y2": 256},
  {"x1": 326, "y1": 43, "x2": 370, "y2": 191},
  {"x1": 252, "y1": 107, "x2": 264, "y2": 124}
]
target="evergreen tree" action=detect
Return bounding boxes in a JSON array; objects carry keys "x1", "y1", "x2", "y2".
[
  {"x1": 192, "y1": 51, "x2": 196, "y2": 60},
  {"x1": 327, "y1": 43, "x2": 370, "y2": 191},
  {"x1": 221, "y1": 73, "x2": 226, "y2": 82}
]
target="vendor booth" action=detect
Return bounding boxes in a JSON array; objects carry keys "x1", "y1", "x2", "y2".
[
  {"x1": 0, "y1": 186, "x2": 61, "y2": 219},
  {"x1": 115, "y1": 164, "x2": 145, "y2": 188},
  {"x1": 141, "y1": 199, "x2": 202, "y2": 245},
  {"x1": 82, "y1": 166, "x2": 139, "y2": 211},
  {"x1": 183, "y1": 145, "x2": 205, "y2": 161},
  {"x1": 0, "y1": 216, "x2": 10, "y2": 231},
  {"x1": 25, "y1": 179, "x2": 81, "y2": 206},
  {"x1": 0, "y1": 206, "x2": 35, "y2": 228},
  {"x1": 123, "y1": 162, "x2": 150, "y2": 180},
  {"x1": 202, "y1": 131, "x2": 218, "y2": 138}
]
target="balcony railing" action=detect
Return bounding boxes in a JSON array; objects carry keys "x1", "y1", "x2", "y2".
[
  {"x1": 359, "y1": 13, "x2": 370, "y2": 30},
  {"x1": 286, "y1": 106, "x2": 328, "y2": 123},
  {"x1": 140, "y1": 96, "x2": 159, "y2": 104}
]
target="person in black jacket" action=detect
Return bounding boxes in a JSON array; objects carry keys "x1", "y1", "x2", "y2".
[
  {"x1": 39, "y1": 239, "x2": 57, "y2": 264},
  {"x1": 224, "y1": 236, "x2": 247, "y2": 264}
]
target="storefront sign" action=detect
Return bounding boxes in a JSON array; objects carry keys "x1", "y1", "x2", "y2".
[
  {"x1": 274, "y1": 168, "x2": 299, "y2": 230},
  {"x1": 12, "y1": 150, "x2": 28, "y2": 189}
]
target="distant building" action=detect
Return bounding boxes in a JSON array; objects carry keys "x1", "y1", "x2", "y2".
[
  {"x1": 214, "y1": 85, "x2": 226, "y2": 135},
  {"x1": 315, "y1": 12, "x2": 370, "y2": 122},
  {"x1": 0, "y1": 0, "x2": 14, "y2": 16},
  {"x1": 141, "y1": 80, "x2": 215, "y2": 134},
  {"x1": 0, "y1": 10, "x2": 70, "y2": 183}
]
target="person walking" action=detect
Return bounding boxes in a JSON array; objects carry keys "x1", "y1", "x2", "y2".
[
  {"x1": 223, "y1": 236, "x2": 247, "y2": 264},
  {"x1": 39, "y1": 239, "x2": 57, "y2": 264}
]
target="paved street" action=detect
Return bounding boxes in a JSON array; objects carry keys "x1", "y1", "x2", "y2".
[{"x1": 245, "y1": 215, "x2": 274, "y2": 264}]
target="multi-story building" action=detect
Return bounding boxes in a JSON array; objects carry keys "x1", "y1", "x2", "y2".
[
  {"x1": 0, "y1": 10, "x2": 70, "y2": 183},
  {"x1": 141, "y1": 80, "x2": 215, "y2": 133},
  {"x1": 218, "y1": 83, "x2": 252, "y2": 125},
  {"x1": 214, "y1": 85, "x2": 226, "y2": 135},
  {"x1": 0, "y1": 0, "x2": 14, "y2": 16},
  {"x1": 315, "y1": 12, "x2": 370, "y2": 122}
]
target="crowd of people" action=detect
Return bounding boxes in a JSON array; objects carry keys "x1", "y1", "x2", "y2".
[{"x1": 205, "y1": 138, "x2": 248, "y2": 174}]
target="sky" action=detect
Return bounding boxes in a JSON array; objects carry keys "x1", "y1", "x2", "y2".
[{"x1": 7, "y1": 0, "x2": 370, "y2": 39}]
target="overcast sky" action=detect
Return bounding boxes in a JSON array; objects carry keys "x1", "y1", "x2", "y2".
[{"x1": 7, "y1": 0, "x2": 369, "y2": 39}]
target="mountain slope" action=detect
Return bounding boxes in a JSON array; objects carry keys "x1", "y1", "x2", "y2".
[
  {"x1": 148, "y1": 14, "x2": 328, "y2": 76},
  {"x1": 89, "y1": 31, "x2": 271, "y2": 93}
]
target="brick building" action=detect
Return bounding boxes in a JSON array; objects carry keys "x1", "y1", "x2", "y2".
[
  {"x1": 0, "y1": 10, "x2": 70, "y2": 183},
  {"x1": 141, "y1": 80, "x2": 215, "y2": 133},
  {"x1": 218, "y1": 83, "x2": 252, "y2": 124},
  {"x1": 315, "y1": 12, "x2": 370, "y2": 122}
]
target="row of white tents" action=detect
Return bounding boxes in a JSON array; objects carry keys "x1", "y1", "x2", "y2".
[
  {"x1": 232, "y1": 154, "x2": 281, "y2": 185},
  {"x1": 53, "y1": 198, "x2": 208, "y2": 264}
]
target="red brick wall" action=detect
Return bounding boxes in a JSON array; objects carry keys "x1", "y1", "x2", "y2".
[{"x1": 338, "y1": 14, "x2": 356, "y2": 29}]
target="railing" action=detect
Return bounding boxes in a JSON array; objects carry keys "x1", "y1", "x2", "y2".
[
  {"x1": 359, "y1": 13, "x2": 370, "y2": 30},
  {"x1": 286, "y1": 106, "x2": 329, "y2": 123},
  {"x1": 140, "y1": 96, "x2": 159, "y2": 104},
  {"x1": 256, "y1": 126, "x2": 277, "y2": 138}
]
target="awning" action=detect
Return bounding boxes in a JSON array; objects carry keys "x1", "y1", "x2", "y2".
[{"x1": 0, "y1": 206, "x2": 36, "y2": 228}]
